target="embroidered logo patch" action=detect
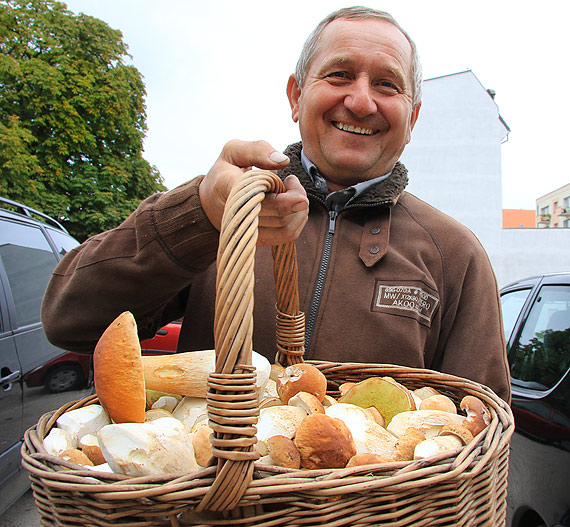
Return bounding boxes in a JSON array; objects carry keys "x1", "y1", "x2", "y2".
[{"x1": 372, "y1": 280, "x2": 439, "y2": 327}]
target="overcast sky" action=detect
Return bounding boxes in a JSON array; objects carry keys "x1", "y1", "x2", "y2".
[{"x1": 62, "y1": 0, "x2": 570, "y2": 210}]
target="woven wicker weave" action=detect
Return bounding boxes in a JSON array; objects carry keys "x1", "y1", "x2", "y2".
[{"x1": 21, "y1": 170, "x2": 514, "y2": 526}]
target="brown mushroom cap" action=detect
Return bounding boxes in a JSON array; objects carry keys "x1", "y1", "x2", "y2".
[
  {"x1": 277, "y1": 363, "x2": 328, "y2": 403},
  {"x1": 266, "y1": 435, "x2": 301, "y2": 469},
  {"x1": 58, "y1": 448, "x2": 94, "y2": 466},
  {"x1": 94, "y1": 311, "x2": 146, "y2": 423},
  {"x1": 420, "y1": 394, "x2": 457, "y2": 414},
  {"x1": 346, "y1": 453, "x2": 391, "y2": 467},
  {"x1": 392, "y1": 427, "x2": 426, "y2": 461},
  {"x1": 438, "y1": 423, "x2": 474, "y2": 445},
  {"x1": 192, "y1": 422, "x2": 214, "y2": 467},
  {"x1": 295, "y1": 414, "x2": 356, "y2": 469},
  {"x1": 460, "y1": 396, "x2": 491, "y2": 436}
]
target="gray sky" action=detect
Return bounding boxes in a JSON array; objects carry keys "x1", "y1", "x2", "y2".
[{"x1": 63, "y1": 0, "x2": 570, "y2": 210}]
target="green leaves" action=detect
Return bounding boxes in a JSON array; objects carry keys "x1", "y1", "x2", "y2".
[{"x1": 0, "y1": 0, "x2": 165, "y2": 241}]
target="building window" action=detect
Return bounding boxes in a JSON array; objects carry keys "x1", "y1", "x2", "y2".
[{"x1": 541, "y1": 205, "x2": 550, "y2": 215}]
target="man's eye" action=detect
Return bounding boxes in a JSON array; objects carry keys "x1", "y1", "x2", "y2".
[{"x1": 328, "y1": 71, "x2": 347, "y2": 79}]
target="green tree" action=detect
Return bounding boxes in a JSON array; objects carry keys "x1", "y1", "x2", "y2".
[{"x1": 0, "y1": 0, "x2": 165, "y2": 241}]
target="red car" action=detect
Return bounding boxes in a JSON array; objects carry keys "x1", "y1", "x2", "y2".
[{"x1": 140, "y1": 319, "x2": 182, "y2": 354}]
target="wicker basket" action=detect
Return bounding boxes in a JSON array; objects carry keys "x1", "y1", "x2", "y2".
[{"x1": 22, "y1": 171, "x2": 514, "y2": 526}]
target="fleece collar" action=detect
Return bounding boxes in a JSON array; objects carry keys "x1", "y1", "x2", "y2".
[{"x1": 279, "y1": 142, "x2": 409, "y2": 206}]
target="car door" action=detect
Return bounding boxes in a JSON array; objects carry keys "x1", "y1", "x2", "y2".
[
  {"x1": 501, "y1": 276, "x2": 570, "y2": 527},
  {"x1": 0, "y1": 262, "x2": 24, "y2": 489}
]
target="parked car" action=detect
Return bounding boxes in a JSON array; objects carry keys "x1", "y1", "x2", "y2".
[
  {"x1": 0, "y1": 197, "x2": 93, "y2": 514},
  {"x1": 501, "y1": 272, "x2": 570, "y2": 527},
  {"x1": 140, "y1": 319, "x2": 181, "y2": 354}
]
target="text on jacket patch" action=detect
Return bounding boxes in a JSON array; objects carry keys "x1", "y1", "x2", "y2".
[{"x1": 372, "y1": 281, "x2": 440, "y2": 327}]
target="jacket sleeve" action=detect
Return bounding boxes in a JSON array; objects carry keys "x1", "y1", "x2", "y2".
[
  {"x1": 41, "y1": 176, "x2": 219, "y2": 353},
  {"x1": 433, "y1": 240, "x2": 511, "y2": 403}
]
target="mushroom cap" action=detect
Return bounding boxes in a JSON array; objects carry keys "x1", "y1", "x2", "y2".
[
  {"x1": 94, "y1": 312, "x2": 146, "y2": 423},
  {"x1": 277, "y1": 363, "x2": 328, "y2": 403},
  {"x1": 438, "y1": 423, "x2": 474, "y2": 445},
  {"x1": 346, "y1": 453, "x2": 391, "y2": 467},
  {"x1": 192, "y1": 421, "x2": 214, "y2": 467},
  {"x1": 295, "y1": 414, "x2": 356, "y2": 469},
  {"x1": 266, "y1": 435, "x2": 301, "y2": 469},
  {"x1": 419, "y1": 394, "x2": 457, "y2": 414},
  {"x1": 58, "y1": 448, "x2": 94, "y2": 466},
  {"x1": 460, "y1": 396, "x2": 491, "y2": 436},
  {"x1": 392, "y1": 427, "x2": 426, "y2": 461}
]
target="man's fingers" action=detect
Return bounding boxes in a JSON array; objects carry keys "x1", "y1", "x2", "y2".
[{"x1": 221, "y1": 139, "x2": 289, "y2": 170}]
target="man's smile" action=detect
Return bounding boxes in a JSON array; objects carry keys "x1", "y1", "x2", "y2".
[{"x1": 332, "y1": 121, "x2": 377, "y2": 135}]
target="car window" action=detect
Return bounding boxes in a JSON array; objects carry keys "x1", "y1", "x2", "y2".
[
  {"x1": 46, "y1": 228, "x2": 79, "y2": 259},
  {"x1": 0, "y1": 220, "x2": 58, "y2": 328},
  {"x1": 508, "y1": 284, "x2": 570, "y2": 391},
  {"x1": 500, "y1": 288, "x2": 532, "y2": 342}
]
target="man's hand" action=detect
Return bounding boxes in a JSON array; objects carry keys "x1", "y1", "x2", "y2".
[{"x1": 199, "y1": 140, "x2": 309, "y2": 246}]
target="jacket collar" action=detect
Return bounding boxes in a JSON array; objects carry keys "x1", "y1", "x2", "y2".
[{"x1": 279, "y1": 142, "x2": 408, "y2": 206}]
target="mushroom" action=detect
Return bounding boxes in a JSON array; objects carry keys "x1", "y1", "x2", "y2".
[
  {"x1": 387, "y1": 409, "x2": 465, "y2": 439},
  {"x1": 346, "y1": 453, "x2": 391, "y2": 467},
  {"x1": 256, "y1": 405, "x2": 307, "y2": 441},
  {"x1": 58, "y1": 448, "x2": 94, "y2": 467},
  {"x1": 263, "y1": 435, "x2": 301, "y2": 469},
  {"x1": 79, "y1": 433, "x2": 106, "y2": 466},
  {"x1": 295, "y1": 413, "x2": 356, "y2": 469},
  {"x1": 392, "y1": 427, "x2": 426, "y2": 461},
  {"x1": 288, "y1": 391, "x2": 325, "y2": 414},
  {"x1": 192, "y1": 421, "x2": 214, "y2": 467},
  {"x1": 277, "y1": 363, "x2": 328, "y2": 403},
  {"x1": 419, "y1": 394, "x2": 457, "y2": 414},
  {"x1": 460, "y1": 396, "x2": 491, "y2": 436}
]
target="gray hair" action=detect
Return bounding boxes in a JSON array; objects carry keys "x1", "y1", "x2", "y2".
[{"x1": 294, "y1": 6, "x2": 422, "y2": 106}]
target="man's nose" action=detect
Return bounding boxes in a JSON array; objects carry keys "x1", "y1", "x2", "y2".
[{"x1": 344, "y1": 78, "x2": 377, "y2": 117}]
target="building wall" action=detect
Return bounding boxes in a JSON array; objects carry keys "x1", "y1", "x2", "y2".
[
  {"x1": 400, "y1": 70, "x2": 570, "y2": 288},
  {"x1": 536, "y1": 182, "x2": 570, "y2": 228},
  {"x1": 503, "y1": 209, "x2": 536, "y2": 229}
]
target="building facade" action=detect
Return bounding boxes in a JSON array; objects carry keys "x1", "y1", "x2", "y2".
[
  {"x1": 401, "y1": 70, "x2": 570, "y2": 287},
  {"x1": 536, "y1": 183, "x2": 570, "y2": 228}
]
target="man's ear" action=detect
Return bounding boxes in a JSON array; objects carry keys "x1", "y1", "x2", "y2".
[
  {"x1": 286, "y1": 74, "x2": 301, "y2": 123},
  {"x1": 406, "y1": 103, "x2": 421, "y2": 143}
]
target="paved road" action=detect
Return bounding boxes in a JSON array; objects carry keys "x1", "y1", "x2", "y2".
[{"x1": 0, "y1": 490, "x2": 40, "y2": 527}]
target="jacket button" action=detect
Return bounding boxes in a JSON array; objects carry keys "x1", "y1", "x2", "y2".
[
  {"x1": 370, "y1": 246, "x2": 380, "y2": 254},
  {"x1": 370, "y1": 226, "x2": 381, "y2": 235}
]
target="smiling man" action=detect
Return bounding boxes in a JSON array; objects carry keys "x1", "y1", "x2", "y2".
[{"x1": 42, "y1": 7, "x2": 511, "y2": 402}]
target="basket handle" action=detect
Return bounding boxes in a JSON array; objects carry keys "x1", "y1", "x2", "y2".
[{"x1": 197, "y1": 169, "x2": 305, "y2": 512}]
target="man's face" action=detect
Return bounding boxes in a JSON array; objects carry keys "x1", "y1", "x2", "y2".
[{"x1": 287, "y1": 18, "x2": 420, "y2": 189}]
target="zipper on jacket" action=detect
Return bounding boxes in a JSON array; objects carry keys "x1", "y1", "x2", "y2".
[
  {"x1": 305, "y1": 209, "x2": 337, "y2": 351},
  {"x1": 304, "y1": 198, "x2": 392, "y2": 354}
]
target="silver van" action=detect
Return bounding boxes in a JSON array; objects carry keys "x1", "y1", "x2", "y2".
[{"x1": 0, "y1": 197, "x2": 92, "y2": 513}]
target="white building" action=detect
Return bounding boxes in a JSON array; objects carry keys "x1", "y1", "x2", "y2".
[{"x1": 401, "y1": 70, "x2": 570, "y2": 288}]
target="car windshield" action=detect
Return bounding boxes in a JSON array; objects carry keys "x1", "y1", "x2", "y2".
[{"x1": 507, "y1": 284, "x2": 570, "y2": 391}]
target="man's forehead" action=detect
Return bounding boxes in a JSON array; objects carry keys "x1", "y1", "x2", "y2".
[
  {"x1": 319, "y1": 18, "x2": 412, "y2": 56},
  {"x1": 311, "y1": 18, "x2": 413, "y2": 78}
]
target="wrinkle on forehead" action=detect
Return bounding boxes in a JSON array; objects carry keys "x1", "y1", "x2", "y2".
[{"x1": 310, "y1": 19, "x2": 413, "y2": 87}]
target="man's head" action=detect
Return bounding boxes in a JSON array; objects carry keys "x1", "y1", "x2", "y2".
[{"x1": 287, "y1": 7, "x2": 422, "y2": 189}]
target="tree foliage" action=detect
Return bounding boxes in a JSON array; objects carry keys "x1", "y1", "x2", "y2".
[{"x1": 0, "y1": 0, "x2": 165, "y2": 241}]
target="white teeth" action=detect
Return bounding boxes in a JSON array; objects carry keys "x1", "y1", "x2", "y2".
[{"x1": 334, "y1": 122, "x2": 375, "y2": 135}]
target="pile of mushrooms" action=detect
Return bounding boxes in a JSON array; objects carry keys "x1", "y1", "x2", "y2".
[{"x1": 42, "y1": 312, "x2": 491, "y2": 475}]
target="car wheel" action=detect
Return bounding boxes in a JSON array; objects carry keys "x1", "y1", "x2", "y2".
[{"x1": 44, "y1": 364, "x2": 85, "y2": 393}]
